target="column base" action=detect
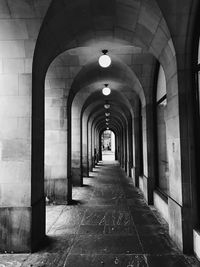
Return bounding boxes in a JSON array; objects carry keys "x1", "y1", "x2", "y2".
[
  {"x1": 128, "y1": 162, "x2": 132, "y2": 177},
  {"x1": 139, "y1": 176, "x2": 144, "y2": 193},
  {"x1": 168, "y1": 197, "x2": 193, "y2": 253},
  {"x1": 45, "y1": 178, "x2": 68, "y2": 203},
  {"x1": 0, "y1": 198, "x2": 45, "y2": 253},
  {"x1": 88, "y1": 161, "x2": 92, "y2": 172},
  {"x1": 72, "y1": 167, "x2": 82, "y2": 186},
  {"x1": 193, "y1": 229, "x2": 200, "y2": 260},
  {"x1": 142, "y1": 175, "x2": 153, "y2": 204},
  {"x1": 132, "y1": 167, "x2": 139, "y2": 187},
  {"x1": 82, "y1": 164, "x2": 89, "y2": 177},
  {"x1": 154, "y1": 190, "x2": 168, "y2": 223}
]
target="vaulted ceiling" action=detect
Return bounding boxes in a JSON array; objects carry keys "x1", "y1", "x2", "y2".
[{"x1": 38, "y1": 0, "x2": 173, "y2": 133}]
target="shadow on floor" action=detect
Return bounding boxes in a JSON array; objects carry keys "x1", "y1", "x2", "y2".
[{"x1": 0, "y1": 160, "x2": 199, "y2": 267}]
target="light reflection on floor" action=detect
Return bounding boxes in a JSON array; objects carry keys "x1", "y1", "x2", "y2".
[{"x1": 102, "y1": 151, "x2": 115, "y2": 161}]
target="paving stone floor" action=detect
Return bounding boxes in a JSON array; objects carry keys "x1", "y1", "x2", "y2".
[{"x1": 0, "y1": 160, "x2": 200, "y2": 266}]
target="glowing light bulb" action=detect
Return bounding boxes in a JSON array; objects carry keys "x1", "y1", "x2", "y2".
[
  {"x1": 104, "y1": 104, "x2": 110, "y2": 109},
  {"x1": 99, "y1": 54, "x2": 111, "y2": 68},
  {"x1": 102, "y1": 86, "x2": 111, "y2": 96}
]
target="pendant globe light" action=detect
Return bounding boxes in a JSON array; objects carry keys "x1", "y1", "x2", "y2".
[
  {"x1": 104, "y1": 100, "x2": 110, "y2": 109},
  {"x1": 99, "y1": 50, "x2": 111, "y2": 68},
  {"x1": 102, "y1": 84, "x2": 111, "y2": 96},
  {"x1": 104, "y1": 103, "x2": 110, "y2": 109}
]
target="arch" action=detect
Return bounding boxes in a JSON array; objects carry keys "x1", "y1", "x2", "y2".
[
  {"x1": 30, "y1": 0, "x2": 184, "y2": 254},
  {"x1": 0, "y1": 0, "x2": 199, "y2": 256}
]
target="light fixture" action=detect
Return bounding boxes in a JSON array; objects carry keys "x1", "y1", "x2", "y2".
[
  {"x1": 104, "y1": 104, "x2": 110, "y2": 109},
  {"x1": 107, "y1": 127, "x2": 109, "y2": 130},
  {"x1": 104, "y1": 101, "x2": 110, "y2": 109},
  {"x1": 105, "y1": 112, "x2": 110, "y2": 117},
  {"x1": 106, "y1": 122, "x2": 109, "y2": 125},
  {"x1": 102, "y1": 84, "x2": 111, "y2": 96},
  {"x1": 106, "y1": 118, "x2": 109, "y2": 122},
  {"x1": 98, "y1": 50, "x2": 111, "y2": 68}
]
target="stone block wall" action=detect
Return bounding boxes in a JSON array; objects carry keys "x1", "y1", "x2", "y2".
[{"x1": 45, "y1": 75, "x2": 68, "y2": 202}]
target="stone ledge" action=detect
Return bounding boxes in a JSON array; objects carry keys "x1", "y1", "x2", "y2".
[
  {"x1": 153, "y1": 189, "x2": 168, "y2": 223},
  {"x1": 139, "y1": 175, "x2": 143, "y2": 192},
  {"x1": 193, "y1": 229, "x2": 200, "y2": 261}
]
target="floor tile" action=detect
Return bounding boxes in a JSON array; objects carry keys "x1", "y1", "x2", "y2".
[
  {"x1": 130, "y1": 210, "x2": 160, "y2": 225},
  {"x1": 70, "y1": 235, "x2": 143, "y2": 254},
  {"x1": 147, "y1": 255, "x2": 191, "y2": 267},
  {"x1": 139, "y1": 234, "x2": 180, "y2": 255},
  {"x1": 65, "y1": 254, "x2": 147, "y2": 267},
  {"x1": 1, "y1": 160, "x2": 199, "y2": 266}
]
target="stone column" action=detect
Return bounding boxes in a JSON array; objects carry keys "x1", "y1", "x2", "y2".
[
  {"x1": 91, "y1": 124, "x2": 95, "y2": 168},
  {"x1": 99, "y1": 132, "x2": 102, "y2": 161},
  {"x1": 0, "y1": 13, "x2": 45, "y2": 252},
  {"x1": 121, "y1": 131, "x2": 125, "y2": 168},
  {"x1": 142, "y1": 102, "x2": 156, "y2": 204},
  {"x1": 156, "y1": 0, "x2": 198, "y2": 252},
  {"x1": 81, "y1": 113, "x2": 89, "y2": 177},
  {"x1": 44, "y1": 75, "x2": 68, "y2": 202},
  {"x1": 127, "y1": 121, "x2": 133, "y2": 177},
  {"x1": 71, "y1": 102, "x2": 82, "y2": 186},
  {"x1": 88, "y1": 120, "x2": 92, "y2": 172},
  {"x1": 115, "y1": 133, "x2": 118, "y2": 160},
  {"x1": 133, "y1": 115, "x2": 141, "y2": 187}
]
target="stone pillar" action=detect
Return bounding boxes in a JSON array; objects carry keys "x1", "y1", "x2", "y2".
[
  {"x1": 124, "y1": 128, "x2": 127, "y2": 172},
  {"x1": 88, "y1": 120, "x2": 92, "y2": 171},
  {"x1": 111, "y1": 131, "x2": 115, "y2": 153},
  {"x1": 156, "y1": 0, "x2": 199, "y2": 252},
  {"x1": 0, "y1": 71, "x2": 33, "y2": 252},
  {"x1": 166, "y1": 66, "x2": 195, "y2": 253},
  {"x1": 0, "y1": 14, "x2": 45, "y2": 252},
  {"x1": 157, "y1": 100, "x2": 168, "y2": 192},
  {"x1": 91, "y1": 124, "x2": 95, "y2": 168},
  {"x1": 44, "y1": 75, "x2": 68, "y2": 202},
  {"x1": 126, "y1": 127, "x2": 129, "y2": 175},
  {"x1": 71, "y1": 102, "x2": 82, "y2": 186},
  {"x1": 132, "y1": 100, "x2": 143, "y2": 187},
  {"x1": 95, "y1": 129, "x2": 99, "y2": 164},
  {"x1": 142, "y1": 102, "x2": 156, "y2": 204},
  {"x1": 121, "y1": 131, "x2": 124, "y2": 168},
  {"x1": 81, "y1": 114, "x2": 89, "y2": 177},
  {"x1": 115, "y1": 134, "x2": 118, "y2": 160},
  {"x1": 133, "y1": 115, "x2": 140, "y2": 187},
  {"x1": 128, "y1": 121, "x2": 133, "y2": 177},
  {"x1": 99, "y1": 132, "x2": 102, "y2": 161}
]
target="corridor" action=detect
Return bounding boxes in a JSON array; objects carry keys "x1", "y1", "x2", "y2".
[{"x1": 0, "y1": 161, "x2": 199, "y2": 267}]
